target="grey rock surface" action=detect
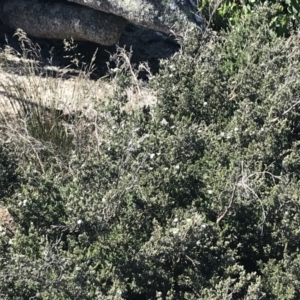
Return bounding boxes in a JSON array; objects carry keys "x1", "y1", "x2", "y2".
[
  {"x1": 67, "y1": 0, "x2": 203, "y2": 34},
  {"x1": 0, "y1": 0, "x2": 127, "y2": 45}
]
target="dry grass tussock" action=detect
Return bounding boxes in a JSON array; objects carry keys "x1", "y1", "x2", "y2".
[
  {"x1": 0, "y1": 31, "x2": 157, "y2": 173},
  {"x1": 0, "y1": 33, "x2": 157, "y2": 230},
  {"x1": 0, "y1": 37, "x2": 156, "y2": 121}
]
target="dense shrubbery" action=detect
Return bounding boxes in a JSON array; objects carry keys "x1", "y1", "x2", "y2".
[
  {"x1": 0, "y1": 144, "x2": 18, "y2": 200},
  {"x1": 200, "y1": 0, "x2": 300, "y2": 36},
  {"x1": 1, "y1": 4, "x2": 300, "y2": 299}
]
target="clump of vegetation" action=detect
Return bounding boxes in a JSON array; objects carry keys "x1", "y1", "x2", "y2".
[
  {"x1": 0, "y1": 144, "x2": 18, "y2": 200},
  {"x1": 1, "y1": 4, "x2": 300, "y2": 299},
  {"x1": 200, "y1": 0, "x2": 300, "y2": 36}
]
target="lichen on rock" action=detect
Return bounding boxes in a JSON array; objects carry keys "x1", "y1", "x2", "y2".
[{"x1": 68, "y1": 0, "x2": 204, "y2": 34}]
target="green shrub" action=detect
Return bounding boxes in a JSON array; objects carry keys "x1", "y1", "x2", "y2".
[
  {"x1": 1, "y1": 4, "x2": 300, "y2": 299},
  {"x1": 200, "y1": 0, "x2": 300, "y2": 36},
  {"x1": 151, "y1": 4, "x2": 300, "y2": 298},
  {"x1": 0, "y1": 143, "x2": 19, "y2": 200}
]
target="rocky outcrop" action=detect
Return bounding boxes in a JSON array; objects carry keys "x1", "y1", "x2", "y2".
[
  {"x1": 67, "y1": 0, "x2": 203, "y2": 35},
  {"x1": 0, "y1": 0, "x2": 203, "y2": 46},
  {"x1": 0, "y1": 0, "x2": 127, "y2": 45}
]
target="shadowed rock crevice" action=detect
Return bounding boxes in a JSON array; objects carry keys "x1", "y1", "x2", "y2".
[
  {"x1": 0, "y1": 0, "x2": 188, "y2": 79},
  {"x1": 0, "y1": 22, "x2": 180, "y2": 80}
]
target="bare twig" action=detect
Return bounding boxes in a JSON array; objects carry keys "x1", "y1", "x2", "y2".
[{"x1": 216, "y1": 183, "x2": 236, "y2": 225}]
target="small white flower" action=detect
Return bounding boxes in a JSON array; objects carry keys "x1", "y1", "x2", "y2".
[
  {"x1": 201, "y1": 223, "x2": 208, "y2": 229},
  {"x1": 75, "y1": 266, "x2": 81, "y2": 271},
  {"x1": 164, "y1": 167, "x2": 169, "y2": 171},
  {"x1": 173, "y1": 217, "x2": 178, "y2": 223},
  {"x1": 203, "y1": 102, "x2": 208, "y2": 106},
  {"x1": 172, "y1": 228, "x2": 179, "y2": 235},
  {"x1": 234, "y1": 127, "x2": 238, "y2": 132},
  {"x1": 220, "y1": 132, "x2": 225, "y2": 137},
  {"x1": 175, "y1": 165, "x2": 180, "y2": 170},
  {"x1": 77, "y1": 220, "x2": 83, "y2": 225},
  {"x1": 23, "y1": 200, "x2": 28, "y2": 206},
  {"x1": 102, "y1": 197, "x2": 106, "y2": 203},
  {"x1": 226, "y1": 135, "x2": 231, "y2": 139},
  {"x1": 150, "y1": 153, "x2": 155, "y2": 159},
  {"x1": 207, "y1": 190, "x2": 213, "y2": 195},
  {"x1": 194, "y1": 213, "x2": 201, "y2": 220},
  {"x1": 196, "y1": 240, "x2": 201, "y2": 246}
]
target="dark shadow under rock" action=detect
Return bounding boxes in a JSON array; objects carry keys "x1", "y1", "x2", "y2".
[{"x1": 0, "y1": 22, "x2": 180, "y2": 80}]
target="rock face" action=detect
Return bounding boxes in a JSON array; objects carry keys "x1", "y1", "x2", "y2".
[
  {"x1": 0, "y1": 0, "x2": 127, "y2": 45},
  {"x1": 0, "y1": 0, "x2": 203, "y2": 46},
  {"x1": 67, "y1": 0, "x2": 203, "y2": 34}
]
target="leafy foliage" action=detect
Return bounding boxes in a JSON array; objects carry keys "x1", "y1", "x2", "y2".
[
  {"x1": 0, "y1": 144, "x2": 19, "y2": 200},
  {"x1": 200, "y1": 0, "x2": 300, "y2": 36},
  {"x1": 1, "y1": 4, "x2": 300, "y2": 299}
]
